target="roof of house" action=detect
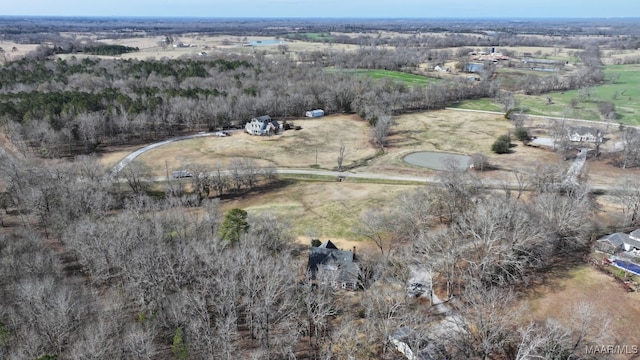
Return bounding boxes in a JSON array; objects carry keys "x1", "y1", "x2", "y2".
[
  {"x1": 597, "y1": 232, "x2": 630, "y2": 248},
  {"x1": 318, "y1": 239, "x2": 338, "y2": 249},
  {"x1": 598, "y1": 231, "x2": 640, "y2": 250},
  {"x1": 308, "y1": 241, "x2": 359, "y2": 284},
  {"x1": 569, "y1": 126, "x2": 601, "y2": 136},
  {"x1": 253, "y1": 115, "x2": 272, "y2": 122},
  {"x1": 627, "y1": 229, "x2": 640, "y2": 248}
]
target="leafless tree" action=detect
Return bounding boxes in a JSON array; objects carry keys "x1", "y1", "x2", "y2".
[
  {"x1": 371, "y1": 113, "x2": 392, "y2": 150},
  {"x1": 356, "y1": 209, "x2": 394, "y2": 257},
  {"x1": 446, "y1": 284, "x2": 522, "y2": 360},
  {"x1": 612, "y1": 175, "x2": 640, "y2": 227},
  {"x1": 337, "y1": 142, "x2": 347, "y2": 171},
  {"x1": 620, "y1": 126, "x2": 640, "y2": 168},
  {"x1": 211, "y1": 162, "x2": 229, "y2": 196},
  {"x1": 121, "y1": 161, "x2": 152, "y2": 195},
  {"x1": 496, "y1": 90, "x2": 519, "y2": 112},
  {"x1": 516, "y1": 301, "x2": 612, "y2": 360},
  {"x1": 301, "y1": 268, "x2": 337, "y2": 356}
]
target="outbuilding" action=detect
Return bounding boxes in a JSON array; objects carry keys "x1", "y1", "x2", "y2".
[{"x1": 305, "y1": 109, "x2": 325, "y2": 118}]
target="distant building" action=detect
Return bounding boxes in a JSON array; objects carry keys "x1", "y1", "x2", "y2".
[
  {"x1": 245, "y1": 115, "x2": 280, "y2": 136},
  {"x1": 305, "y1": 109, "x2": 325, "y2": 118},
  {"x1": 567, "y1": 126, "x2": 602, "y2": 143},
  {"x1": 463, "y1": 63, "x2": 484, "y2": 73}
]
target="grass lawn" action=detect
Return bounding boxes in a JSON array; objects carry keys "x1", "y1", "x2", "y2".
[
  {"x1": 286, "y1": 32, "x2": 335, "y2": 42},
  {"x1": 449, "y1": 98, "x2": 504, "y2": 112},
  {"x1": 448, "y1": 65, "x2": 640, "y2": 125},
  {"x1": 328, "y1": 68, "x2": 438, "y2": 86}
]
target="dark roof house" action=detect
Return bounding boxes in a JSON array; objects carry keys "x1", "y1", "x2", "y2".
[
  {"x1": 596, "y1": 231, "x2": 640, "y2": 254},
  {"x1": 596, "y1": 232, "x2": 631, "y2": 254},
  {"x1": 308, "y1": 240, "x2": 359, "y2": 290}
]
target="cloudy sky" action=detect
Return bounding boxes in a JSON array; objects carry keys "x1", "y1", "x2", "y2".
[{"x1": 3, "y1": 0, "x2": 638, "y2": 18}]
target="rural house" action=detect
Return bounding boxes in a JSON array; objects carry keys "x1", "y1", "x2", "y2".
[
  {"x1": 307, "y1": 240, "x2": 359, "y2": 290},
  {"x1": 245, "y1": 115, "x2": 280, "y2": 136},
  {"x1": 567, "y1": 126, "x2": 602, "y2": 143},
  {"x1": 596, "y1": 231, "x2": 640, "y2": 254}
]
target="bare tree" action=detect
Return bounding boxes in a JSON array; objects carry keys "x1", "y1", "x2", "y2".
[
  {"x1": 121, "y1": 161, "x2": 152, "y2": 195},
  {"x1": 612, "y1": 175, "x2": 640, "y2": 227},
  {"x1": 620, "y1": 126, "x2": 640, "y2": 168},
  {"x1": 356, "y1": 209, "x2": 394, "y2": 257},
  {"x1": 515, "y1": 301, "x2": 612, "y2": 360},
  {"x1": 446, "y1": 284, "x2": 522, "y2": 360},
  {"x1": 337, "y1": 142, "x2": 347, "y2": 171},
  {"x1": 371, "y1": 113, "x2": 392, "y2": 150}
]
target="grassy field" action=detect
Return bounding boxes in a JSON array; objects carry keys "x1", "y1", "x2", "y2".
[
  {"x1": 100, "y1": 110, "x2": 528, "y2": 241},
  {"x1": 452, "y1": 65, "x2": 640, "y2": 125},
  {"x1": 286, "y1": 33, "x2": 335, "y2": 42},
  {"x1": 100, "y1": 103, "x2": 640, "y2": 242},
  {"x1": 327, "y1": 68, "x2": 438, "y2": 86}
]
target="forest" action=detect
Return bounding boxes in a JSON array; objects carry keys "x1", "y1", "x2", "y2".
[{"x1": 1, "y1": 16, "x2": 640, "y2": 360}]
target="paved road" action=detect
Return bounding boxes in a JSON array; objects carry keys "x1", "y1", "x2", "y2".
[
  {"x1": 563, "y1": 148, "x2": 588, "y2": 187},
  {"x1": 107, "y1": 132, "x2": 219, "y2": 179},
  {"x1": 108, "y1": 129, "x2": 619, "y2": 194},
  {"x1": 107, "y1": 132, "x2": 439, "y2": 184}
]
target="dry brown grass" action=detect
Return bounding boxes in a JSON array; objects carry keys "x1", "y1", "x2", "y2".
[
  {"x1": 98, "y1": 108, "x2": 640, "y2": 241},
  {"x1": 0, "y1": 41, "x2": 39, "y2": 64},
  {"x1": 521, "y1": 265, "x2": 640, "y2": 357},
  {"x1": 124, "y1": 114, "x2": 376, "y2": 176},
  {"x1": 220, "y1": 180, "x2": 416, "y2": 242},
  {"x1": 363, "y1": 109, "x2": 560, "y2": 178}
]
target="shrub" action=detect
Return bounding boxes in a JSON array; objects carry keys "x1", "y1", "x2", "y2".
[
  {"x1": 491, "y1": 134, "x2": 511, "y2": 154},
  {"x1": 514, "y1": 127, "x2": 530, "y2": 142}
]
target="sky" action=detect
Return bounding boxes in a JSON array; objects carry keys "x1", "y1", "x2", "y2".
[{"x1": 3, "y1": 0, "x2": 639, "y2": 18}]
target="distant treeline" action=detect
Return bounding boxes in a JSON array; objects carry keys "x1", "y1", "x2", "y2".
[{"x1": 82, "y1": 44, "x2": 139, "y2": 56}]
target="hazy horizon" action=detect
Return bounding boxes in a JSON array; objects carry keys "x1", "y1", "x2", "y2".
[{"x1": 4, "y1": 0, "x2": 639, "y2": 19}]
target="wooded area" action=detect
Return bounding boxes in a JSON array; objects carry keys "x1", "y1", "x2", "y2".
[{"x1": 1, "y1": 16, "x2": 639, "y2": 359}]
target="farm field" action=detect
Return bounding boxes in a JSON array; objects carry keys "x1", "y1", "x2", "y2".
[
  {"x1": 102, "y1": 108, "x2": 640, "y2": 242},
  {"x1": 127, "y1": 114, "x2": 377, "y2": 176},
  {"x1": 453, "y1": 64, "x2": 640, "y2": 125},
  {"x1": 53, "y1": 33, "x2": 362, "y2": 61},
  {"x1": 326, "y1": 68, "x2": 438, "y2": 85}
]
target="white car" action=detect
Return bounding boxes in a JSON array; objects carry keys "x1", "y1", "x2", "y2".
[{"x1": 214, "y1": 131, "x2": 230, "y2": 137}]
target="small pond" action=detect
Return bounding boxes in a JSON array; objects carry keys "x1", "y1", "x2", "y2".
[
  {"x1": 404, "y1": 151, "x2": 472, "y2": 171},
  {"x1": 247, "y1": 39, "x2": 287, "y2": 46}
]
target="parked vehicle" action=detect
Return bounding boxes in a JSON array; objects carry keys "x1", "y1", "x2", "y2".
[{"x1": 172, "y1": 170, "x2": 193, "y2": 178}]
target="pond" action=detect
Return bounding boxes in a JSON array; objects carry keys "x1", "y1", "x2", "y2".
[
  {"x1": 404, "y1": 151, "x2": 472, "y2": 171},
  {"x1": 246, "y1": 39, "x2": 287, "y2": 46}
]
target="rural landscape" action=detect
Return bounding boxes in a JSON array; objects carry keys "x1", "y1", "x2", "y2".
[{"x1": 1, "y1": 15, "x2": 640, "y2": 359}]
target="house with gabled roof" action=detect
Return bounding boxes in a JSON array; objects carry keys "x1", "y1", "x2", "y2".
[
  {"x1": 245, "y1": 115, "x2": 280, "y2": 136},
  {"x1": 567, "y1": 126, "x2": 602, "y2": 143},
  {"x1": 596, "y1": 231, "x2": 640, "y2": 254},
  {"x1": 308, "y1": 240, "x2": 359, "y2": 290}
]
